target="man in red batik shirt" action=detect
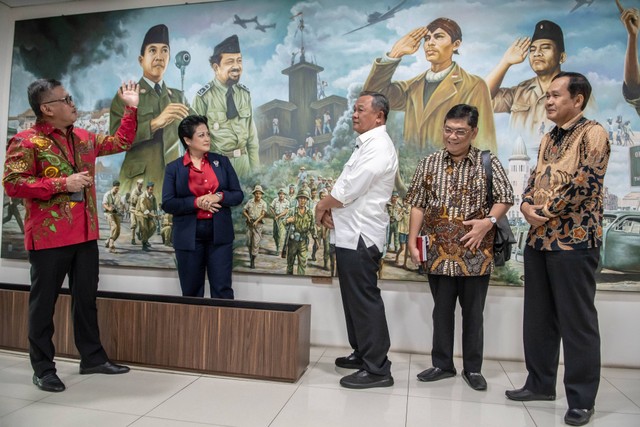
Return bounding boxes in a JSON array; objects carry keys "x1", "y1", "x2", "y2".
[{"x1": 2, "y1": 79, "x2": 139, "y2": 393}]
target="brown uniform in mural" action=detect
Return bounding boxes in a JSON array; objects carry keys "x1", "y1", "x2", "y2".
[{"x1": 364, "y1": 18, "x2": 496, "y2": 153}]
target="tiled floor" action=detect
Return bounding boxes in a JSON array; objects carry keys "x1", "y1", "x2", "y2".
[{"x1": 1, "y1": 347, "x2": 639, "y2": 426}]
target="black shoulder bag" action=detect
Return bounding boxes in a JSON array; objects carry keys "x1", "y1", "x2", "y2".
[{"x1": 481, "y1": 151, "x2": 516, "y2": 267}]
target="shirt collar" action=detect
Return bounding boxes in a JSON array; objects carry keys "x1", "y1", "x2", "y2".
[
  {"x1": 33, "y1": 120, "x2": 74, "y2": 137},
  {"x1": 355, "y1": 124, "x2": 387, "y2": 149},
  {"x1": 443, "y1": 145, "x2": 480, "y2": 165},
  {"x1": 183, "y1": 150, "x2": 209, "y2": 166},
  {"x1": 143, "y1": 77, "x2": 163, "y2": 89},
  {"x1": 559, "y1": 112, "x2": 585, "y2": 131}
]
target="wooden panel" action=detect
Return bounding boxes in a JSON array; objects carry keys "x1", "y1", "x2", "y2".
[{"x1": 0, "y1": 286, "x2": 310, "y2": 382}]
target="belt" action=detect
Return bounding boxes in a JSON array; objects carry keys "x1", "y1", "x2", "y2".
[{"x1": 220, "y1": 147, "x2": 247, "y2": 158}]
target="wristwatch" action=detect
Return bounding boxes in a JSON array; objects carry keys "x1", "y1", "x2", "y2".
[{"x1": 487, "y1": 216, "x2": 497, "y2": 224}]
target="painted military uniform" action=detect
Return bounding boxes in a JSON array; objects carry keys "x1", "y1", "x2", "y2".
[
  {"x1": 110, "y1": 79, "x2": 188, "y2": 197},
  {"x1": 135, "y1": 188, "x2": 157, "y2": 250},
  {"x1": 386, "y1": 197, "x2": 404, "y2": 252},
  {"x1": 129, "y1": 183, "x2": 143, "y2": 244},
  {"x1": 270, "y1": 194, "x2": 289, "y2": 254},
  {"x1": 285, "y1": 191, "x2": 316, "y2": 275},
  {"x1": 243, "y1": 193, "x2": 267, "y2": 263},
  {"x1": 192, "y1": 77, "x2": 260, "y2": 179}
]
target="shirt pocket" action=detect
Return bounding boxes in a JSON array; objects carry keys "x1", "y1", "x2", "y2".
[{"x1": 510, "y1": 102, "x2": 531, "y2": 114}]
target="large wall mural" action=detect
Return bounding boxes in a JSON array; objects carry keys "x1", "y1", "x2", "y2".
[{"x1": 3, "y1": 0, "x2": 639, "y2": 290}]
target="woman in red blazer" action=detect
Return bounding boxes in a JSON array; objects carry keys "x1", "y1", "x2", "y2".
[{"x1": 162, "y1": 115, "x2": 244, "y2": 298}]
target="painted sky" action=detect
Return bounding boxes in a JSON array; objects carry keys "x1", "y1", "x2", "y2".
[{"x1": 8, "y1": 0, "x2": 639, "y2": 198}]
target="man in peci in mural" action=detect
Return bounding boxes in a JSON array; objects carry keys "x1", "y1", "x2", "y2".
[
  {"x1": 192, "y1": 35, "x2": 260, "y2": 179},
  {"x1": 363, "y1": 17, "x2": 496, "y2": 154},
  {"x1": 486, "y1": 20, "x2": 567, "y2": 140},
  {"x1": 110, "y1": 24, "x2": 190, "y2": 198}
]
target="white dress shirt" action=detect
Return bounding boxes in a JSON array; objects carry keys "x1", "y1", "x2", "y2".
[{"x1": 330, "y1": 125, "x2": 398, "y2": 251}]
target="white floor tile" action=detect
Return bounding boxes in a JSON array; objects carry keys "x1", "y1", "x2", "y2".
[
  {"x1": 406, "y1": 396, "x2": 536, "y2": 427},
  {"x1": 527, "y1": 406, "x2": 640, "y2": 427},
  {"x1": 0, "y1": 352, "x2": 26, "y2": 370},
  {"x1": 270, "y1": 385, "x2": 408, "y2": 427},
  {"x1": 0, "y1": 396, "x2": 33, "y2": 418},
  {"x1": 42, "y1": 369, "x2": 198, "y2": 415},
  {"x1": 603, "y1": 377, "x2": 640, "y2": 410},
  {"x1": 130, "y1": 416, "x2": 227, "y2": 426},
  {"x1": 0, "y1": 401, "x2": 138, "y2": 426},
  {"x1": 147, "y1": 376, "x2": 296, "y2": 427}
]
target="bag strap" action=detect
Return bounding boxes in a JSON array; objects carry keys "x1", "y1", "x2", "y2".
[{"x1": 481, "y1": 150, "x2": 494, "y2": 207}]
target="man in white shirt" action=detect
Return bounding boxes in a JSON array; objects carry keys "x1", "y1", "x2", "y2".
[{"x1": 315, "y1": 92, "x2": 398, "y2": 389}]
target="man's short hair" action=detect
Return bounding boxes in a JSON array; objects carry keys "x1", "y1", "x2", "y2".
[
  {"x1": 444, "y1": 104, "x2": 479, "y2": 128},
  {"x1": 359, "y1": 91, "x2": 389, "y2": 121},
  {"x1": 427, "y1": 17, "x2": 462, "y2": 54},
  {"x1": 28, "y1": 78, "x2": 62, "y2": 119},
  {"x1": 552, "y1": 71, "x2": 591, "y2": 111},
  {"x1": 112, "y1": 180, "x2": 121, "y2": 187}
]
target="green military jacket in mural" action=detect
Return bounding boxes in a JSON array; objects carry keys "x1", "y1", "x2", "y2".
[
  {"x1": 192, "y1": 78, "x2": 260, "y2": 179},
  {"x1": 110, "y1": 78, "x2": 189, "y2": 196}
]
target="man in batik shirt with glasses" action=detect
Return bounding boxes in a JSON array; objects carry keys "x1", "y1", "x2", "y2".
[{"x1": 406, "y1": 104, "x2": 513, "y2": 392}]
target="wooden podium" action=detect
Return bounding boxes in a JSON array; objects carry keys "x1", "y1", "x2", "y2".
[{"x1": 0, "y1": 284, "x2": 310, "y2": 382}]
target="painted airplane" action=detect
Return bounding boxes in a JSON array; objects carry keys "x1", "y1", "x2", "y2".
[
  {"x1": 233, "y1": 14, "x2": 258, "y2": 29},
  {"x1": 570, "y1": 0, "x2": 595, "y2": 13},
  {"x1": 344, "y1": 0, "x2": 408, "y2": 35},
  {"x1": 255, "y1": 19, "x2": 276, "y2": 32}
]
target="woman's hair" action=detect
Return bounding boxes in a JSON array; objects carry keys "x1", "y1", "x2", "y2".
[{"x1": 178, "y1": 115, "x2": 209, "y2": 150}]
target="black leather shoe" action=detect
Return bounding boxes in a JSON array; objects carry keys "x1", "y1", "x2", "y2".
[
  {"x1": 339, "y1": 369, "x2": 394, "y2": 389},
  {"x1": 505, "y1": 387, "x2": 555, "y2": 401},
  {"x1": 462, "y1": 370, "x2": 487, "y2": 391},
  {"x1": 79, "y1": 361, "x2": 130, "y2": 375},
  {"x1": 564, "y1": 408, "x2": 594, "y2": 426},
  {"x1": 417, "y1": 366, "x2": 456, "y2": 382},
  {"x1": 335, "y1": 353, "x2": 364, "y2": 370},
  {"x1": 32, "y1": 373, "x2": 65, "y2": 392}
]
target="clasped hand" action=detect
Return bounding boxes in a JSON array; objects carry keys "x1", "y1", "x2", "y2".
[{"x1": 197, "y1": 193, "x2": 221, "y2": 213}]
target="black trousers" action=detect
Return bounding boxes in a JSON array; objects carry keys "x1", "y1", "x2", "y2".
[
  {"x1": 28, "y1": 240, "x2": 108, "y2": 377},
  {"x1": 427, "y1": 274, "x2": 490, "y2": 373},
  {"x1": 175, "y1": 219, "x2": 234, "y2": 299},
  {"x1": 336, "y1": 237, "x2": 391, "y2": 376},
  {"x1": 523, "y1": 246, "x2": 601, "y2": 409}
]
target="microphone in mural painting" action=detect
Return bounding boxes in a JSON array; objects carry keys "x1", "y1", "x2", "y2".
[{"x1": 175, "y1": 50, "x2": 191, "y2": 92}]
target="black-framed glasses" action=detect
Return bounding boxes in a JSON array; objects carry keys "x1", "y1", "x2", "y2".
[
  {"x1": 42, "y1": 95, "x2": 74, "y2": 106},
  {"x1": 443, "y1": 126, "x2": 472, "y2": 137}
]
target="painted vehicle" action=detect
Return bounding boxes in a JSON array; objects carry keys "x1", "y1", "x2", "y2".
[{"x1": 599, "y1": 210, "x2": 640, "y2": 273}]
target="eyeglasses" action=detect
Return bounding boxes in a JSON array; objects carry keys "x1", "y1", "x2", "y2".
[
  {"x1": 42, "y1": 95, "x2": 74, "y2": 106},
  {"x1": 443, "y1": 126, "x2": 472, "y2": 137}
]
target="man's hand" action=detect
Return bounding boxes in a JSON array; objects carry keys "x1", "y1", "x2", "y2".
[
  {"x1": 320, "y1": 210, "x2": 334, "y2": 229},
  {"x1": 389, "y1": 27, "x2": 428, "y2": 59},
  {"x1": 461, "y1": 218, "x2": 494, "y2": 251},
  {"x1": 65, "y1": 171, "x2": 92, "y2": 193},
  {"x1": 502, "y1": 37, "x2": 531, "y2": 66},
  {"x1": 150, "y1": 103, "x2": 190, "y2": 132},
  {"x1": 621, "y1": 7, "x2": 639, "y2": 38},
  {"x1": 117, "y1": 80, "x2": 140, "y2": 108},
  {"x1": 521, "y1": 202, "x2": 549, "y2": 228}
]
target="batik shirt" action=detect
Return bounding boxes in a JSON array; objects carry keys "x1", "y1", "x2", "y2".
[
  {"x1": 406, "y1": 146, "x2": 513, "y2": 276},
  {"x1": 523, "y1": 113, "x2": 610, "y2": 251},
  {"x1": 3, "y1": 107, "x2": 137, "y2": 250}
]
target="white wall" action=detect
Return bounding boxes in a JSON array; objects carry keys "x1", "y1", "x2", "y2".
[{"x1": 1, "y1": 0, "x2": 639, "y2": 368}]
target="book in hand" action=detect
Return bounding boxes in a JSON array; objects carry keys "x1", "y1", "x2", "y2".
[{"x1": 416, "y1": 235, "x2": 429, "y2": 262}]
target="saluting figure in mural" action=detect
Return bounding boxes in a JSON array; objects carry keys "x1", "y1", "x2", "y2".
[
  {"x1": 364, "y1": 17, "x2": 496, "y2": 153},
  {"x1": 110, "y1": 24, "x2": 190, "y2": 197},
  {"x1": 193, "y1": 35, "x2": 260, "y2": 179},
  {"x1": 486, "y1": 20, "x2": 567, "y2": 140}
]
